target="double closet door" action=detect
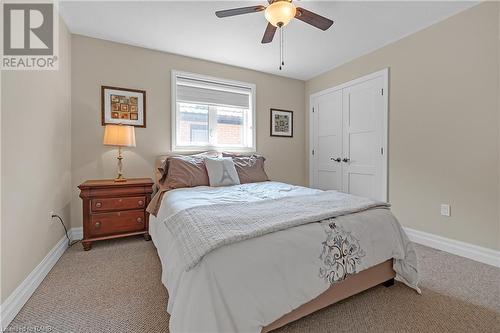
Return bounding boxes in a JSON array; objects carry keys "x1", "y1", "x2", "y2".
[{"x1": 310, "y1": 70, "x2": 388, "y2": 202}]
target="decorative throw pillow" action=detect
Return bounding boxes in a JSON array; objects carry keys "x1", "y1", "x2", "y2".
[
  {"x1": 222, "y1": 153, "x2": 269, "y2": 184},
  {"x1": 204, "y1": 157, "x2": 241, "y2": 187}
]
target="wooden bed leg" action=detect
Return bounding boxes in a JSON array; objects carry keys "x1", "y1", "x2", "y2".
[{"x1": 382, "y1": 278, "x2": 395, "y2": 287}]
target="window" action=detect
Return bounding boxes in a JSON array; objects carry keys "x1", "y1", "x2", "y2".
[{"x1": 172, "y1": 71, "x2": 256, "y2": 152}]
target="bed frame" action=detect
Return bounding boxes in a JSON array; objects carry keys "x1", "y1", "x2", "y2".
[{"x1": 262, "y1": 259, "x2": 395, "y2": 333}]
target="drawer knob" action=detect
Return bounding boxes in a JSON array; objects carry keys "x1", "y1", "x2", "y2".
[
  {"x1": 137, "y1": 217, "x2": 143, "y2": 223},
  {"x1": 138, "y1": 200, "x2": 144, "y2": 206},
  {"x1": 95, "y1": 221, "x2": 101, "y2": 228},
  {"x1": 95, "y1": 202, "x2": 102, "y2": 208}
]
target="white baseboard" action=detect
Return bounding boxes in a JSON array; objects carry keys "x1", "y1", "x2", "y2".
[
  {"x1": 404, "y1": 227, "x2": 500, "y2": 268},
  {"x1": 71, "y1": 227, "x2": 83, "y2": 240},
  {"x1": 0, "y1": 227, "x2": 82, "y2": 331}
]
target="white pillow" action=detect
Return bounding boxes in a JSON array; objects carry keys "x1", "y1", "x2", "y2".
[{"x1": 204, "y1": 157, "x2": 240, "y2": 187}]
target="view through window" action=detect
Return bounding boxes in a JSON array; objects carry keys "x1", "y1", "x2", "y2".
[{"x1": 173, "y1": 72, "x2": 255, "y2": 151}]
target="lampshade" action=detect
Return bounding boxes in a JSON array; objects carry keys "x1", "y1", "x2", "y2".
[
  {"x1": 265, "y1": 1, "x2": 296, "y2": 27},
  {"x1": 103, "y1": 124, "x2": 136, "y2": 147}
]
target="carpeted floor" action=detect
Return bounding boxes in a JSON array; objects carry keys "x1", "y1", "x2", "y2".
[{"x1": 7, "y1": 236, "x2": 500, "y2": 332}]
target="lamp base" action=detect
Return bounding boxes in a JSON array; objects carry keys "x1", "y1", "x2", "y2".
[{"x1": 114, "y1": 147, "x2": 127, "y2": 182}]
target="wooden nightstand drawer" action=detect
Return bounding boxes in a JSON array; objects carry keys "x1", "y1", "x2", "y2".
[
  {"x1": 92, "y1": 196, "x2": 146, "y2": 212},
  {"x1": 90, "y1": 210, "x2": 145, "y2": 237}
]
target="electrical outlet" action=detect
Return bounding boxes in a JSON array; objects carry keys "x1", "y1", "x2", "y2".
[
  {"x1": 49, "y1": 211, "x2": 55, "y2": 224},
  {"x1": 440, "y1": 204, "x2": 450, "y2": 217}
]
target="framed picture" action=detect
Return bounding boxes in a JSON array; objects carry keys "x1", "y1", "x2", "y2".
[
  {"x1": 270, "y1": 108, "x2": 293, "y2": 137},
  {"x1": 101, "y1": 86, "x2": 146, "y2": 127}
]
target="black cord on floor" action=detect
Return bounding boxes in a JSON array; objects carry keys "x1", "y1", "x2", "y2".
[{"x1": 52, "y1": 214, "x2": 81, "y2": 247}]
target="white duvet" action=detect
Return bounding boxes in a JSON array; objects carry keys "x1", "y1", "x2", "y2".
[{"x1": 149, "y1": 182, "x2": 419, "y2": 333}]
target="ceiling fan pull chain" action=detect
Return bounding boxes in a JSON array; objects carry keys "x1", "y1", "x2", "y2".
[
  {"x1": 279, "y1": 26, "x2": 282, "y2": 70},
  {"x1": 282, "y1": 26, "x2": 285, "y2": 67}
]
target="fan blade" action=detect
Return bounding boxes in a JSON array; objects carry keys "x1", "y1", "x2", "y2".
[
  {"x1": 295, "y1": 7, "x2": 334, "y2": 31},
  {"x1": 215, "y1": 5, "x2": 265, "y2": 18},
  {"x1": 261, "y1": 23, "x2": 277, "y2": 44}
]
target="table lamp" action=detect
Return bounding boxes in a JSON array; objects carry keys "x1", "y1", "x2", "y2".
[{"x1": 103, "y1": 124, "x2": 136, "y2": 182}]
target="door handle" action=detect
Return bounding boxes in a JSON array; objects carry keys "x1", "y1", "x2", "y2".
[
  {"x1": 342, "y1": 158, "x2": 350, "y2": 163},
  {"x1": 330, "y1": 157, "x2": 341, "y2": 162}
]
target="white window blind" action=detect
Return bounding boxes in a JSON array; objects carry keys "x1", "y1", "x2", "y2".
[
  {"x1": 172, "y1": 71, "x2": 256, "y2": 152},
  {"x1": 176, "y1": 77, "x2": 251, "y2": 108}
]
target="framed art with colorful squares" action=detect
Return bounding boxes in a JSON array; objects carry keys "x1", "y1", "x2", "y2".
[
  {"x1": 101, "y1": 86, "x2": 146, "y2": 127},
  {"x1": 270, "y1": 108, "x2": 293, "y2": 137}
]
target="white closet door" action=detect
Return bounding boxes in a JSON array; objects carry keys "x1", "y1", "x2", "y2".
[
  {"x1": 312, "y1": 90, "x2": 343, "y2": 191},
  {"x1": 341, "y1": 76, "x2": 385, "y2": 201}
]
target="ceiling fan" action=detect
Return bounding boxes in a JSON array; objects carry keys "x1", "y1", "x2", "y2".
[{"x1": 215, "y1": 0, "x2": 334, "y2": 70}]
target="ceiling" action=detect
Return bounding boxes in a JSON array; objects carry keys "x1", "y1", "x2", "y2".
[{"x1": 59, "y1": 1, "x2": 478, "y2": 80}]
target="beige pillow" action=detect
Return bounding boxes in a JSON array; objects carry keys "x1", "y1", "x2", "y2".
[
  {"x1": 158, "y1": 151, "x2": 218, "y2": 186},
  {"x1": 154, "y1": 156, "x2": 168, "y2": 187},
  {"x1": 162, "y1": 156, "x2": 209, "y2": 189},
  {"x1": 222, "y1": 153, "x2": 269, "y2": 184}
]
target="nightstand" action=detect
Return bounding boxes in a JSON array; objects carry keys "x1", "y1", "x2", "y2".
[{"x1": 78, "y1": 178, "x2": 154, "y2": 251}]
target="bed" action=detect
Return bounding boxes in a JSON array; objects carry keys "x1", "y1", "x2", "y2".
[{"x1": 149, "y1": 180, "x2": 419, "y2": 333}]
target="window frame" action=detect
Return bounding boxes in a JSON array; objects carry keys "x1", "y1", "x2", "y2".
[{"x1": 171, "y1": 70, "x2": 257, "y2": 153}]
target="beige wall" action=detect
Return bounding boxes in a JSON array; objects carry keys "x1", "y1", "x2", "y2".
[
  {"x1": 498, "y1": 2, "x2": 500, "y2": 248},
  {"x1": 70, "y1": 35, "x2": 305, "y2": 228},
  {"x1": 1, "y1": 19, "x2": 72, "y2": 302},
  {"x1": 306, "y1": 3, "x2": 500, "y2": 251}
]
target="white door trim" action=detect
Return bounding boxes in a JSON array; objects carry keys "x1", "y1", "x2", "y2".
[{"x1": 309, "y1": 68, "x2": 389, "y2": 201}]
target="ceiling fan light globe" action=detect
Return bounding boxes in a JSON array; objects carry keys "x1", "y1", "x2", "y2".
[{"x1": 265, "y1": 1, "x2": 296, "y2": 27}]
